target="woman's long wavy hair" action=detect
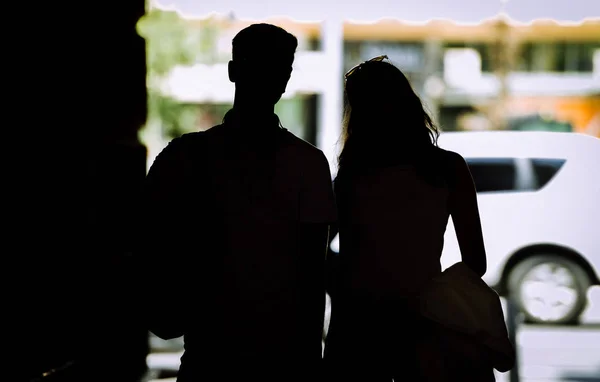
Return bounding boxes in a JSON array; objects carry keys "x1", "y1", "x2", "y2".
[{"x1": 337, "y1": 60, "x2": 440, "y2": 179}]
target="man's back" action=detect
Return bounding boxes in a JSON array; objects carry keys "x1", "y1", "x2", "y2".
[
  {"x1": 141, "y1": 22, "x2": 335, "y2": 381},
  {"x1": 145, "y1": 117, "x2": 336, "y2": 379}
]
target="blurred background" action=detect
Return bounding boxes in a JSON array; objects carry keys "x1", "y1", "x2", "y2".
[
  {"x1": 136, "y1": 1, "x2": 600, "y2": 381},
  {"x1": 137, "y1": 2, "x2": 599, "y2": 173}
]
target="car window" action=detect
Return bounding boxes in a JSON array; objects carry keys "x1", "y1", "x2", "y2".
[
  {"x1": 465, "y1": 158, "x2": 517, "y2": 193},
  {"x1": 465, "y1": 157, "x2": 566, "y2": 193},
  {"x1": 531, "y1": 158, "x2": 566, "y2": 189}
]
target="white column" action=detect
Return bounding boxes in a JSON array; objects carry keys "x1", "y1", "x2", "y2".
[{"x1": 317, "y1": 18, "x2": 344, "y2": 178}]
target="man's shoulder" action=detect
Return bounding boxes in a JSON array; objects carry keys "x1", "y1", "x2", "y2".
[
  {"x1": 156, "y1": 126, "x2": 225, "y2": 162},
  {"x1": 174, "y1": 125, "x2": 226, "y2": 146},
  {"x1": 184, "y1": 124, "x2": 227, "y2": 139},
  {"x1": 177, "y1": 131, "x2": 206, "y2": 143},
  {"x1": 280, "y1": 130, "x2": 327, "y2": 160}
]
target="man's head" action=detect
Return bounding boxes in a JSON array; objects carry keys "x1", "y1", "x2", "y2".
[{"x1": 228, "y1": 23, "x2": 298, "y2": 107}]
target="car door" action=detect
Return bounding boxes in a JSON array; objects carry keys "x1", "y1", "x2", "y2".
[{"x1": 441, "y1": 157, "x2": 526, "y2": 287}]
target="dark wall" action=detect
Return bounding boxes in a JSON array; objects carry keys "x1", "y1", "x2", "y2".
[{"x1": 16, "y1": 2, "x2": 149, "y2": 381}]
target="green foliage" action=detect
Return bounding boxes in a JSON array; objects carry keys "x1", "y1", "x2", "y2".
[{"x1": 137, "y1": 8, "x2": 217, "y2": 138}]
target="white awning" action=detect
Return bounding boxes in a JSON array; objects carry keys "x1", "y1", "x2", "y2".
[{"x1": 155, "y1": 0, "x2": 598, "y2": 24}]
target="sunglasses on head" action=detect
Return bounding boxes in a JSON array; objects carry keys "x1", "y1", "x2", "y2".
[{"x1": 344, "y1": 55, "x2": 388, "y2": 80}]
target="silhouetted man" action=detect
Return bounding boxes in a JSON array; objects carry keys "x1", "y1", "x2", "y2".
[{"x1": 140, "y1": 23, "x2": 336, "y2": 382}]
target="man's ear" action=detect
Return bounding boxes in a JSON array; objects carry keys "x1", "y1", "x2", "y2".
[{"x1": 228, "y1": 60, "x2": 236, "y2": 83}]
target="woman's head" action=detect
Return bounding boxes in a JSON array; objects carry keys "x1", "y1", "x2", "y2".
[{"x1": 339, "y1": 57, "x2": 439, "y2": 169}]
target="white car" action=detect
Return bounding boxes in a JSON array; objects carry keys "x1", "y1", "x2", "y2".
[{"x1": 329, "y1": 131, "x2": 600, "y2": 325}]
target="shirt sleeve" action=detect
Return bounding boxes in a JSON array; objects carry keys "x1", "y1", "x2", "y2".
[
  {"x1": 140, "y1": 136, "x2": 191, "y2": 253},
  {"x1": 145, "y1": 137, "x2": 186, "y2": 200},
  {"x1": 298, "y1": 150, "x2": 338, "y2": 224}
]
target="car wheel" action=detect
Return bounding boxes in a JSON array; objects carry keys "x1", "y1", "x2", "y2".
[{"x1": 507, "y1": 255, "x2": 590, "y2": 325}]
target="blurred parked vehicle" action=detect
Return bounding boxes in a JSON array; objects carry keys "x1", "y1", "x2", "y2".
[{"x1": 330, "y1": 131, "x2": 600, "y2": 325}]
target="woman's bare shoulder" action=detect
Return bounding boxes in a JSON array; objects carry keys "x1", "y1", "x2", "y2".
[
  {"x1": 436, "y1": 147, "x2": 465, "y2": 163},
  {"x1": 435, "y1": 147, "x2": 470, "y2": 188}
]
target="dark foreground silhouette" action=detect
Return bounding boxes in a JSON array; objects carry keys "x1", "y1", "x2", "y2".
[
  {"x1": 138, "y1": 23, "x2": 336, "y2": 382},
  {"x1": 324, "y1": 57, "x2": 513, "y2": 381}
]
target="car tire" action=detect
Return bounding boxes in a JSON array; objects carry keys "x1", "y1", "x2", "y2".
[{"x1": 507, "y1": 255, "x2": 590, "y2": 325}]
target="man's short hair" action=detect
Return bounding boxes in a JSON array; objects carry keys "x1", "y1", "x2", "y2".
[{"x1": 232, "y1": 23, "x2": 298, "y2": 63}]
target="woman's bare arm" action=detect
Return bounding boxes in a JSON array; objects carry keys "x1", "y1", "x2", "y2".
[{"x1": 447, "y1": 151, "x2": 487, "y2": 277}]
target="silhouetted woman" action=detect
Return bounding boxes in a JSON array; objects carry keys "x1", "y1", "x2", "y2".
[{"x1": 323, "y1": 56, "x2": 488, "y2": 381}]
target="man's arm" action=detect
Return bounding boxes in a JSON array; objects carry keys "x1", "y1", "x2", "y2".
[
  {"x1": 135, "y1": 137, "x2": 188, "y2": 339},
  {"x1": 297, "y1": 151, "x2": 337, "y2": 360},
  {"x1": 297, "y1": 222, "x2": 330, "y2": 357}
]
